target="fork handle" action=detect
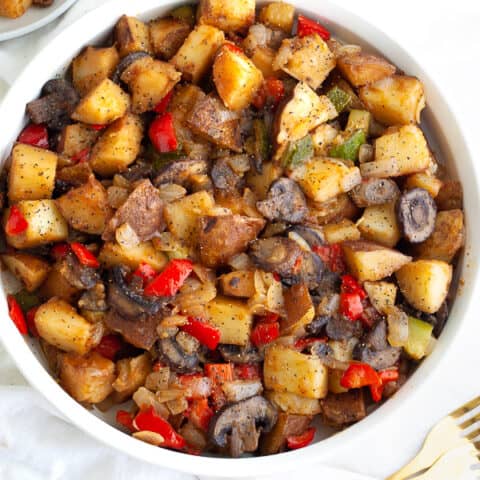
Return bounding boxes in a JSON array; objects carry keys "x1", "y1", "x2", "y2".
[{"x1": 386, "y1": 418, "x2": 468, "y2": 480}]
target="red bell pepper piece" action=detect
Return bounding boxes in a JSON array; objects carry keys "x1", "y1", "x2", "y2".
[
  {"x1": 205, "y1": 363, "x2": 234, "y2": 411},
  {"x1": 286, "y1": 427, "x2": 316, "y2": 450},
  {"x1": 5, "y1": 205, "x2": 28, "y2": 236},
  {"x1": 224, "y1": 42, "x2": 243, "y2": 54},
  {"x1": 26, "y1": 306, "x2": 39, "y2": 337},
  {"x1": 7, "y1": 295, "x2": 27, "y2": 335},
  {"x1": 149, "y1": 113, "x2": 178, "y2": 153},
  {"x1": 260, "y1": 312, "x2": 280, "y2": 324},
  {"x1": 51, "y1": 242, "x2": 70, "y2": 260},
  {"x1": 340, "y1": 362, "x2": 380, "y2": 389},
  {"x1": 250, "y1": 322, "x2": 280, "y2": 347},
  {"x1": 153, "y1": 90, "x2": 174, "y2": 113},
  {"x1": 90, "y1": 124, "x2": 106, "y2": 131},
  {"x1": 297, "y1": 15, "x2": 330, "y2": 40},
  {"x1": 185, "y1": 398, "x2": 214, "y2": 431},
  {"x1": 94, "y1": 334, "x2": 123, "y2": 361},
  {"x1": 294, "y1": 337, "x2": 327, "y2": 351},
  {"x1": 340, "y1": 292, "x2": 364, "y2": 321},
  {"x1": 71, "y1": 147, "x2": 90, "y2": 163},
  {"x1": 370, "y1": 368, "x2": 400, "y2": 403},
  {"x1": 18, "y1": 124, "x2": 49, "y2": 149},
  {"x1": 181, "y1": 317, "x2": 221, "y2": 350},
  {"x1": 235, "y1": 363, "x2": 261, "y2": 380},
  {"x1": 144, "y1": 259, "x2": 193, "y2": 297},
  {"x1": 252, "y1": 78, "x2": 285, "y2": 109},
  {"x1": 341, "y1": 275, "x2": 366, "y2": 299},
  {"x1": 131, "y1": 262, "x2": 157, "y2": 287},
  {"x1": 116, "y1": 410, "x2": 135, "y2": 432},
  {"x1": 70, "y1": 242, "x2": 99, "y2": 268},
  {"x1": 134, "y1": 406, "x2": 186, "y2": 450},
  {"x1": 312, "y1": 243, "x2": 345, "y2": 273}
]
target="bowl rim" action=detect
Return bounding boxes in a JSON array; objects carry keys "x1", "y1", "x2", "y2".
[{"x1": 0, "y1": 0, "x2": 479, "y2": 477}]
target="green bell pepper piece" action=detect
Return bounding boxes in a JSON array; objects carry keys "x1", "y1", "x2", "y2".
[
  {"x1": 329, "y1": 129, "x2": 366, "y2": 162},
  {"x1": 281, "y1": 135, "x2": 313, "y2": 169},
  {"x1": 327, "y1": 86, "x2": 352, "y2": 113},
  {"x1": 405, "y1": 316, "x2": 433, "y2": 361},
  {"x1": 252, "y1": 119, "x2": 270, "y2": 172},
  {"x1": 145, "y1": 143, "x2": 184, "y2": 172},
  {"x1": 14, "y1": 290, "x2": 40, "y2": 313}
]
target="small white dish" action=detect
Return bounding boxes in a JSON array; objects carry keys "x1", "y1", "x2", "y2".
[{"x1": 0, "y1": 0, "x2": 78, "y2": 42}]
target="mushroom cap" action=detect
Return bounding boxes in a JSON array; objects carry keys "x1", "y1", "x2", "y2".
[
  {"x1": 350, "y1": 178, "x2": 400, "y2": 208},
  {"x1": 249, "y1": 237, "x2": 302, "y2": 277},
  {"x1": 397, "y1": 188, "x2": 437, "y2": 243},
  {"x1": 157, "y1": 336, "x2": 199, "y2": 373},
  {"x1": 112, "y1": 51, "x2": 151, "y2": 84}
]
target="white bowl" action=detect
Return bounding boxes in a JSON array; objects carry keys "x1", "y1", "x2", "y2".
[{"x1": 0, "y1": 0, "x2": 478, "y2": 477}]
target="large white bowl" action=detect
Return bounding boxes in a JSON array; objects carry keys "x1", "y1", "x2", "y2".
[{"x1": 0, "y1": 0, "x2": 478, "y2": 477}]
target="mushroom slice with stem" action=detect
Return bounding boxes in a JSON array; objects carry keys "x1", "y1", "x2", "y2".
[
  {"x1": 349, "y1": 178, "x2": 400, "y2": 208},
  {"x1": 249, "y1": 237, "x2": 302, "y2": 277},
  {"x1": 396, "y1": 187, "x2": 437, "y2": 243},
  {"x1": 157, "y1": 335, "x2": 200, "y2": 374}
]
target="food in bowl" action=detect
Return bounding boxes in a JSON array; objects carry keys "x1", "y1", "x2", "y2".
[
  {"x1": 1, "y1": 0, "x2": 465, "y2": 457},
  {"x1": 0, "y1": 0, "x2": 55, "y2": 19}
]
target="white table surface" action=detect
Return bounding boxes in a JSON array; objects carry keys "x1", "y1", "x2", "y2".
[{"x1": 0, "y1": 1, "x2": 479, "y2": 479}]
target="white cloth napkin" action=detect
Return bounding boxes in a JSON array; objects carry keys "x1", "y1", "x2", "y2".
[{"x1": 0, "y1": 1, "x2": 480, "y2": 479}]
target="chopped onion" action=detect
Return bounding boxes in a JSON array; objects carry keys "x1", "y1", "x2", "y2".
[
  {"x1": 178, "y1": 376, "x2": 212, "y2": 399},
  {"x1": 176, "y1": 331, "x2": 200, "y2": 355},
  {"x1": 107, "y1": 186, "x2": 129, "y2": 208},
  {"x1": 133, "y1": 430, "x2": 165, "y2": 446},
  {"x1": 227, "y1": 154, "x2": 250, "y2": 174},
  {"x1": 288, "y1": 231, "x2": 312, "y2": 252},
  {"x1": 166, "y1": 395, "x2": 189, "y2": 415},
  {"x1": 145, "y1": 368, "x2": 171, "y2": 392},
  {"x1": 133, "y1": 387, "x2": 169, "y2": 418},
  {"x1": 360, "y1": 158, "x2": 401, "y2": 178},
  {"x1": 222, "y1": 380, "x2": 263, "y2": 403},
  {"x1": 317, "y1": 293, "x2": 340, "y2": 316},
  {"x1": 115, "y1": 222, "x2": 140, "y2": 248},
  {"x1": 228, "y1": 253, "x2": 254, "y2": 271},
  {"x1": 113, "y1": 174, "x2": 131, "y2": 189},
  {"x1": 157, "y1": 183, "x2": 187, "y2": 202},
  {"x1": 387, "y1": 306, "x2": 409, "y2": 347},
  {"x1": 155, "y1": 388, "x2": 185, "y2": 403}
]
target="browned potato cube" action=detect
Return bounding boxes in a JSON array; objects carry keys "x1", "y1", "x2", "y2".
[
  {"x1": 435, "y1": 180, "x2": 463, "y2": 211},
  {"x1": 112, "y1": 353, "x2": 152, "y2": 402},
  {"x1": 250, "y1": 46, "x2": 277, "y2": 78},
  {"x1": 282, "y1": 283, "x2": 315, "y2": 335},
  {"x1": 1, "y1": 252, "x2": 50, "y2": 292},
  {"x1": 405, "y1": 173, "x2": 443, "y2": 198},
  {"x1": 149, "y1": 17, "x2": 191, "y2": 60},
  {"x1": 114, "y1": 15, "x2": 152, "y2": 57},
  {"x1": 258, "y1": 2, "x2": 295, "y2": 33},
  {"x1": 60, "y1": 352, "x2": 115, "y2": 404},
  {"x1": 356, "y1": 202, "x2": 401, "y2": 248},
  {"x1": 219, "y1": 270, "x2": 255, "y2": 298},
  {"x1": 56, "y1": 162, "x2": 93, "y2": 187},
  {"x1": 56, "y1": 175, "x2": 112, "y2": 235},
  {"x1": 57, "y1": 123, "x2": 99, "y2": 158},
  {"x1": 120, "y1": 56, "x2": 181, "y2": 113},
  {"x1": 337, "y1": 52, "x2": 396, "y2": 87},
  {"x1": 39, "y1": 262, "x2": 80, "y2": 302},
  {"x1": 98, "y1": 241, "x2": 168, "y2": 271},
  {"x1": 0, "y1": 0, "x2": 32, "y2": 18},
  {"x1": 213, "y1": 43, "x2": 263, "y2": 110},
  {"x1": 198, "y1": 0, "x2": 255, "y2": 33},
  {"x1": 323, "y1": 219, "x2": 361, "y2": 244},
  {"x1": 72, "y1": 46, "x2": 120, "y2": 96},
  {"x1": 171, "y1": 25, "x2": 225, "y2": 83}
]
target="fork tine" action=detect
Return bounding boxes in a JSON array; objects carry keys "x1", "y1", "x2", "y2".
[
  {"x1": 451, "y1": 396, "x2": 480, "y2": 419},
  {"x1": 466, "y1": 428, "x2": 480, "y2": 441},
  {"x1": 460, "y1": 412, "x2": 480, "y2": 430}
]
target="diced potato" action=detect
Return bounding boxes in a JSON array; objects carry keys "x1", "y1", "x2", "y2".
[
  {"x1": 35, "y1": 298, "x2": 103, "y2": 354},
  {"x1": 39, "y1": 262, "x2": 80, "y2": 302},
  {"x1": 414, "y1": 209, "x2": 465, "y2": 263},
  {"x1": 198, "y1": 0, "x2": 255, "y2": 33},
  {"x1": 219, "y1": 270, "x2": 255, "y2": 298},
  {"x1": 306, "y1": 194, "x2": 358, "y2": 226},
  {"x1": 250, "y1": 46, "x2": 277, "y2": 78},
  {"x1": 345, "y1": 109, "x2": 371, "y2": 135},
  {"x1": 356, "y1": 202, "x2": 401, "y2": 248},
  {"x1": 359, "y1": 75, "x2": 425, "y2": 125},
  {"x1": 276, "y1": 82, "x2": 337, "y2": 145},
  {"x1": 396, "y1": 260, "x2": 452, "y2": 314},
  {"x1": 4, "y1": 200, "x2": 68, "y2": 249},
  {"x1": 56, "y1": 162, "x2": 93, "y2": 187},
  {"x1": 363, "y1": 281, "x2": 397, "y2": 315},
  {"x1": 0, "y1": 0, "x2": 31, "y2": 18},
  {"x1": 323, "y1": 219, "x2": 361, "y2": 244},
  {"x1": 8, "y1": 144, "x2": 57, "y2": 202},
  {"x1": 289, "y1": 157, "x2": 361, "y2": 203},
  {"x1": 204, "y1": 296, "x2": 253, "y2": 346},
  {"x1": 112, "y1": 353, "x2": 152, "y2": 402},
  {"x1": 273, "y1": 34, "x2": 335, "y2": 90},
  {"x1": 246, "y1": 161, "x2": 282, "y2": 200},
  {"x1": 57, "y1": 123, "x2": 99, "y2": 158},
  {"x1": 71, "y1": 78, "x2": 130, "y2": 125},
  {"x1": 264, "y1": 344, "x2": 328, "y2": 399},
  {"x1": 171, "y1": 25, "x2": 225, "y2": 83},
  {"x1": 281, "y1": 283, "x2": 315, "y2": 335},
  {"x1": 72, "y1": 46, "x2": 120, "y2": 96},
  {"x1": 60, "y1": 352, "x2": 115, "y2": 403},
  {"x1": 436, "y1": 180, "x2": 463, "y2": 211},
  {"x1": 266, "y1": 391, "x2": 320, "y2": 415},
  {"x1": 120, "y1": 56, "x2": 181, "y2": 113},
  {"x1": 164, "y1": 191, "x2": 215, "y2": 246},
  {"x1": 258, "y1": 2, "x2": 295, "y2": 33},
  {"x1": 337, "y1": 52, "x2": 395, "y2": 87},
  {"x1": 114, "y1": 15, "x2": 152, "y2": 57},
  {"x1": 56, "y1": 175, "x2": 112, "y2": 235},
  {"x1": 329, "y1": 338, "x2": 358, "y2": 362},
  {"x1": 213, "y1": 43, "x2": 263, "y2": 111},
  {"x1": 99, "y1": 241, "x2": 168, "y2": 270},
  {"x1": 361, "y1": 125, "x2": 431, "y2": 178},
  {"x1": 342, "y1": 240, "x2": 412, "y2": 282},
  {"x1": 89, "y1": 114, "x2": 143, "y2": 177},
  {"x1": 1, "y1": 252, "x2": 50, "y2": 292},
  {"x1": 149, "y1": 17, "x2": 191, "y2": 60},
  {"x1": 405, "y1": 173, "x2": 443, "y2": 198}
]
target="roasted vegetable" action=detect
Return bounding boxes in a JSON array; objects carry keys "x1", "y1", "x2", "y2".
[
  {"x1": 357, "y1": 202, "x2": 401, "y2": 248},
  {"x1": 149, "y1": 17, "x2": 191, "y2": 60},
  {"x1": 258, "y1": 2, "x2": 295, "y2": 33},
  {"x1": 2, "y1": 252, "x2": 50, "y2": 292},
  {"x1": 0, "y1": 0, "x2": 32, "y2": 18},
  {"x1": 197, "y1": 0, "x2": 255, "y2": 33},
  {"x1": 114, "y1": 15, "x2": 152, "y2": 57},
  {"x1": 337, "y1": 52, "x2": 395, "y2": 87}
]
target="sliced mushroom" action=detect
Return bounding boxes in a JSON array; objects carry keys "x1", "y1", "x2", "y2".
[
  {"x1": 249, "y1": 237, "x2": 302, "y2": 277},
  {"x1": 353, "y1": 319, "x2": 401, "y2": 370},
  {"x1": 218, "y1": 343, "x2": 262, "y2": 364},
  {"x1": 26, "y1": 79, "x2": 79, "y2": 130},
  {"x1": 325, "y1": 314, "x2": 363, "y2": 341},
  {"x1": 112, "y1": 52, "x2": 151, "y2": 84},
  {"x1": 349, "y1": 178, "x2": 400, "y2": 208},
  {"x1": 107, "y1": 266, "x2": 166, "y2": 318},
  {"x1": 283, "y1": 250, "x2": 325, "y2": 289},
  {"x1": 78, "y1": 282, "x2": 108, "y2": 311},
  {"x1": 154, "y1": 159, "x2": 209, "y2": 187},
  {"x1": 209, "y1": 395, "x2": 278, "y2": 457},
  {"x1": 210, "y1": 158, "x2": 244, "y2": 193},
  {"x1": 157, "y1": 336, "x2": 199, "y2": 373},
  {"x1": 320, "y1": 390, "x2": 366, "y2": 427},
  {"x1": 397, "y1": 188, "x2": 437, "y2": 243},
  {"x1": 305, "y1": 315, "x2": 331, "y2": 336},
  {"x1": 58, "y1": 252, "x2": 100, "y2": 290},
  {"x1": 257, "y1": 178, "x2": 307, "y2": 224},
  {"x1": 288, "y1": 225, "x2": 324, "y2": 248}
]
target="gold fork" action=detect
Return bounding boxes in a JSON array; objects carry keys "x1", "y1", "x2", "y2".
[{"x1": 387, "y1": 396, "x2": 480, "y2": 480}]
